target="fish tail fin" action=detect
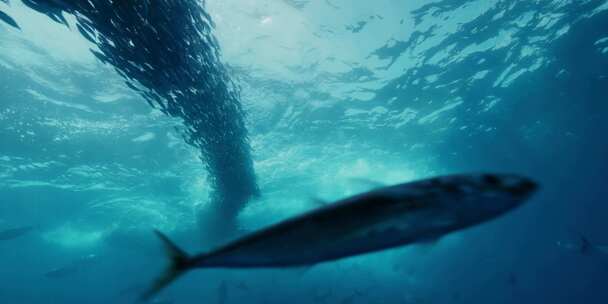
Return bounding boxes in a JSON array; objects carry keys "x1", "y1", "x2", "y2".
[{"x1": 141, "y1": 230, "x2": 191, "y2": 302}]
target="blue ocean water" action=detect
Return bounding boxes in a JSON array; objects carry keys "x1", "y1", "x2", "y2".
[{"x1": 1, "y1": 0, "x2": 607, "y2": 303}]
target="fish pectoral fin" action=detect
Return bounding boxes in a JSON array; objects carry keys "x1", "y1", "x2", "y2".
[{"x1": 141, "y1": 230, "x2": 192, "y2": 301}]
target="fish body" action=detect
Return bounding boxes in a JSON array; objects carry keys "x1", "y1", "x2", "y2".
[
  {"x1": 195, "y1": 173, "x2": 536, "y2": 268},
  {"x1": 144, "y1": 173, "x2": 538, "y2": 299}
]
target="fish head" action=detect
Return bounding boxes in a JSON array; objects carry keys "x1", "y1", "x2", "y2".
[{"x1": 437, "y1": 173, "x2": 538, "y2": 224}]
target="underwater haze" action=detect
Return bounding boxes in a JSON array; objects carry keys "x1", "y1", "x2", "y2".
[{"x1": 1, "y1": 0, "x2": 608, "y2": 303}]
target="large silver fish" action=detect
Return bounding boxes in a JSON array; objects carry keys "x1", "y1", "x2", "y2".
[{"x1": 144, "y1": 173, "x2": 538, "y2": 299}]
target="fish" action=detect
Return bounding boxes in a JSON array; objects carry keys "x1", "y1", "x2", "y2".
[
  {"x1": 0, "y1": 10, "x2": 20, "y2": 30},
  {"x1": 111, "y1": 0, "x2": 151, "y2": 26},
  {"x1": 557, "y1": 234, "x2": 608, "y2": 255},
  {"x1": 142, "y1": 173, "x2": 538, "y2": 300},
  {"x1": 14, "y1": 0, "x2": 260, "y2": 244},
  {"x1": 0, "y1": 225, "x2": 35, "y2": 241}
]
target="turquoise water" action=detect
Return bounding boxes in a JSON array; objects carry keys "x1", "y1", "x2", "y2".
[{"x1": 1, "y1": 0, "x2": 608, "y2": 303}]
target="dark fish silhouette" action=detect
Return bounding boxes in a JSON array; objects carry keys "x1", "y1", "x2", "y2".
[
  {"x1": 142, "y1": 173, "x2": 538, "y2": 300},
  {"x1": 557, "y1": 234, "x2": 608, "y2": 255},
  {"x1": 0, "y1": 9, "x2": 20, "y2": 29},
  {"x1": 111, "y1": 0, "x2": 151, "y2": 25},
  {"x1": 0, "y1": 226, "x2": 35, "y2": 241}
]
